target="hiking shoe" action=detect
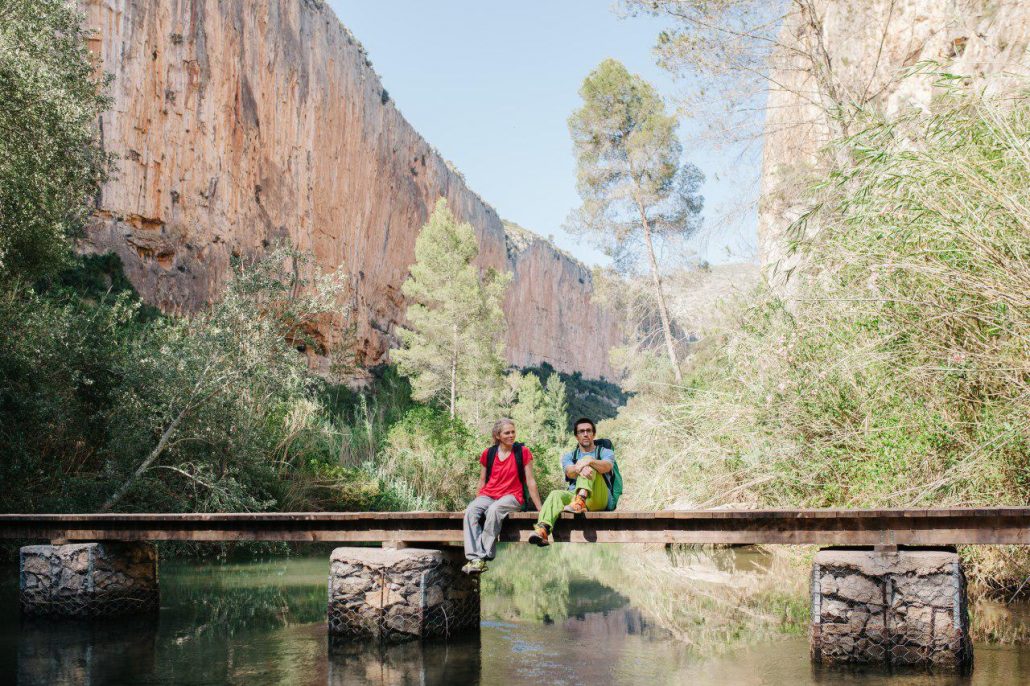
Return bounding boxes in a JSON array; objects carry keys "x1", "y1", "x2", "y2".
[
  {"x1": 465, "y1": 559, "x2": 488, "y2": 575},
  {"x1": 528, "y1": 524, "x2": 550, "y2": 547},
  {"x1": 564, "y1": 494, "x2": 588, "y2": 514}
]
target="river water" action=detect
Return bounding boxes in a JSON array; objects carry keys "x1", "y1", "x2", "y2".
[{"x1": 3, "y1": 544, "x2": 1030, "y2": 685}]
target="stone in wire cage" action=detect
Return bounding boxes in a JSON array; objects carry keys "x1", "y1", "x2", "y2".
[
  {"x1": 810, "y1": 548, "x2": 972, "y2": 670},
  {"x1": 20, "y1": 542, "x2": 159, "y2": 618},
  {"x1": 328, "y1": 547, "x2": 480, "y2": 642}
]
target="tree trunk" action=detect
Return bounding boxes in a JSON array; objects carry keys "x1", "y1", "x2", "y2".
[
  {"x1": 101, "y1": 408, "x2": 187, "y2": 511},
  {"x1": 635, "y1": 202, "x2": 683, "y2": 383},
  {"x1": 450, "y1": 323, "x2": 458, "y2": 419},
  {"x1": 795, "y1": 0, "x2": 850, "y2": 140}
]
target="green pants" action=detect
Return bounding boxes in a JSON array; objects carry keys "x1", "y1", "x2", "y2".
[{"x1": 537, "y1": 471, "x2": 608, "y2": 529}]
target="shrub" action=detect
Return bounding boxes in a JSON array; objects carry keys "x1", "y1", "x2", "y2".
[{"x1": 376, "y1": 405, "x2": 482, "y2": 510}]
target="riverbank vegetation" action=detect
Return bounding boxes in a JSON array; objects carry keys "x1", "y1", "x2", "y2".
[{"x1": 606, "y1": 87, "x2": 1030, "y2": 591}]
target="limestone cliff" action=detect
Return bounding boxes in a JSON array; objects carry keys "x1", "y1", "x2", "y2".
[
  {"x1": 78, "y1": 0, "x2": 619, "y2": 379},
  {"x1": 759, "y1": 0, "x2": 1030, "y2": 281}
]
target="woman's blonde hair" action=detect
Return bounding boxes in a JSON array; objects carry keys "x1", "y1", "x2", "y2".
[{"x1": 491, "y1": 418, "x2": 516, "y2": 444}]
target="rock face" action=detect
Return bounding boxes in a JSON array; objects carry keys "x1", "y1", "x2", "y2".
[
  {"x1": 78, "y1": 0, "x2": 619, "y2": 379},
  {"x1": 810, "y1": 548, "x2": 972, "y2": 669},
  {"x1": 327, "y1": 546, "x2": 479, "y2": 641},
  {"x1": 759, "y1": 0, "x2": 1030, "y2": 282},
  {"x1": 20, "y1": 542, "x2": 159, "y2": 617}
]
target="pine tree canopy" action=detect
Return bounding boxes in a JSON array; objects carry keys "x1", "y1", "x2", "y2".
[{"x1": 393, "y1": 198, "x2": 510, "y2": 422}]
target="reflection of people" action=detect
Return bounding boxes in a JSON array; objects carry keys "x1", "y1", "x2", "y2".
[
  {"x1": 529, "y1": 417, "x2": 613, "y2": 546},
  {"x1": 462, "y1": 418, "x2": 543, "y2": 574}
]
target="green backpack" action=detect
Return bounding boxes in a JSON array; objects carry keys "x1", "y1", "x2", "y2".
[{"x1": 569, "y1": 438, "x2": 623, "y2": 511}]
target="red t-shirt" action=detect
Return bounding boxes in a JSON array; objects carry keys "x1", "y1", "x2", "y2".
[{"x1": 478, "y1": 447, "x2": 533, "y2": 504}]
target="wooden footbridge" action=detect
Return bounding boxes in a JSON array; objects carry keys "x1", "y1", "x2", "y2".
[
  {"x1": 3, "y1": 507, "x2": 1030, "y2": 545},
  {"x1": 11, "y1": 508, "x2": 1027, "y2": 669}
]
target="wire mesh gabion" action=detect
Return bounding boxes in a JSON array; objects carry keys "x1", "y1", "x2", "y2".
[
  {"x1": 19, "y1": 542, "x2": 159, "y2": 618},
  {"x1": 810, "y1": 548, "x2": 973, "y2": 671},
  {"x1": 327, "y1": 546, "x2": 480, "y2": 643}
]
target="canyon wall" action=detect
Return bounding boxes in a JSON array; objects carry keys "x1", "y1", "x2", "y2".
[
  {"x1": 759, "y1": 0, "x2": 1030, "y2": 282},
  {"x1": 78, "y1": 0, "x2": 619, "y2": 379}
]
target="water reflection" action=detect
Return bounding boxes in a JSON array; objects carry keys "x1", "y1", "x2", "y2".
[
  {"x1": 483, "y1": 543, "x2": 808, "y2": 653},
  {"x1": 328, "y1": 635, "x2": 481, "y2": 686},
  {"x1": 16, "y1": 617, "x2": 157, "y2": 686},
  {"x1": 4, "y1": 549, "x2": 1030, "y2": 685}
]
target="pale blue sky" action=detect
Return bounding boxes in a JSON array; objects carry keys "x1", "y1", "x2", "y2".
[{"x1": 328, "y1": 1, "x2": 758, "y2": 266}]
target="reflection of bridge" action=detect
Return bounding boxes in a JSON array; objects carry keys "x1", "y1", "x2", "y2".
[
  {"x1": 2, "y1": 508, "x2": 1029, "y2": 545},
  {"x1": 8, "y1": 508, "x2": 1017, "y2": 672}
]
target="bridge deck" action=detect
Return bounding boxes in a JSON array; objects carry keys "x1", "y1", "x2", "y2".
[{"x1": 1, "y1": 509, "x2": 1029, "y2": 545}]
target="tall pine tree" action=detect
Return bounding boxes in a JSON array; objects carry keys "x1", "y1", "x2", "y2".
[
  {"x1": 568, "y1": 59, "x2": 704, "y2": 383},
  {"x1": 394, "y1": 199, "x2": 510, "y2": 421}
]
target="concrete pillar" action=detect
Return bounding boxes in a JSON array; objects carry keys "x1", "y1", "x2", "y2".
[
  {"x1": 20, "y1": 542, "x2": 159, "y2": 618},
  {"x1": 328, "y1": 547, "x2": 479, "y2": 642},
  {"x1": 810, "y1": 547, "x2": 972, "y2": 670}
]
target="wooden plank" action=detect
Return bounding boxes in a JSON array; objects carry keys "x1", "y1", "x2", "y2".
[{"x1": 3, "y1": 510, "x2": 1030, "y2": 545}]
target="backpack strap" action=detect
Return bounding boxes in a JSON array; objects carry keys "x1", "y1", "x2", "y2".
[
  {"x1": 485, "y1": 444, "x2": 499, "y2": 483},
  {"x1": 596, "y1": 439, "x2": 616, "y2": 493},
  {"x1": 486, "y1": 443, "x2": 528, "y2": 488},
  {"x1": 566, "y1": 446, "x2": 579, "y2": 486},
  {"x1": 513, "y1": 442, "x2": 528, "y2": 489}
]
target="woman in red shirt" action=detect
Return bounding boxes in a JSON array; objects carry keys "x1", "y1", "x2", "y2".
[{"x1": 461, "y1": 418, "x2": 543, "y2": 574}]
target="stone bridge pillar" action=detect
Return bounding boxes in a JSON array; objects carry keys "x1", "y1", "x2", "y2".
[
  {"x1": 20, "y1": 542, "x2": 159, "y2": 617},
  {"x1": 328, "y1": 547, "x2": 479, "y2": 642},
  {"x1": 810, "y1": 547, "x2": 972, "y2": 670}
]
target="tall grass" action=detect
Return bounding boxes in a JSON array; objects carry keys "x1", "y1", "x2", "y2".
[{"x1": 608, "y1": 88, "x2": 1029, "y2": 589}]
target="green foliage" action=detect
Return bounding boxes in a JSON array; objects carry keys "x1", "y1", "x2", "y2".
[
  {"x1": 393, "y1": 198, "x2": 511, "y2": 426},
  {"x1": 0, "y1": 270, "x2": 142, "y2": 511},
  {"x1": 609, "y1": 88, "x2": 1030, "y2": 587},
  {"x1": 520, "y1": 362, "x2": 629, "y2": 429},
  {"x1": 484, "y1": 544, "x2": 808, "y2": 653},
  {"x1": 0, "y1": 0, "x2": 111, "y2": 280},
  {"x1": 501, "y1": 370, "x2": 570, "y2": 494},
  {"x1": 507, "y1": 372, "x2": 550, "y2": 447},
  {"x1": 375, "y1": 405, "x2": 481, "y2": 510},
  {"x1": 98, "y1": 247, "x2": 349, "y2": 511},
  {"x1": 542, "y1": 373, "x2": 570, "y2": 446},
  {"x1": 0, "y1": 249, "x2": 408, "y2": 515}
]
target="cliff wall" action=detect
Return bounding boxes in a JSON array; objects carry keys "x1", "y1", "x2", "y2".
[
  {"x1": 78, "y1": 0, "x2": 619, "y2": 379},
  {"x1": 759, "y1": 0, "x2": 1030, "y2": 281}
]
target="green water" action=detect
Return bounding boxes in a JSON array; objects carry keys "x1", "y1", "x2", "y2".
[{"x1": 3, "y1": 546, "x2": 1030, "y2": 685}]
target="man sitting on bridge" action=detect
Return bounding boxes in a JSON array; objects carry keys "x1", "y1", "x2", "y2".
[{"x1": 529, "y1": 417, "x2": 614, "y2": 546}]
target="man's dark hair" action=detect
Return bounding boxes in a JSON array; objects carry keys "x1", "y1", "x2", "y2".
[{"x1": 573, "y1": 417, "x2": 596, "y2": 434}]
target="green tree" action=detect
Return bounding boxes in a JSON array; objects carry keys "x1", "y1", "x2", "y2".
[
  {"x1": 394, "y1": 198, "x2": 511, "y2": 421},
  {"x1": 509, "y1": 371, "x2": 549, "y2": 446},
  {"x1": 101, "y1": 247, "x2": 348, "y2": 511},
  {"x1": 543, "y1": 372, "x2": 569, "y2": 446},
  {"x1": 0, "y1": 0, "x2": 111, "y2": 280},
  {"x1": 568, "y1": 59, "x2": 703, "y2": 383}
]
